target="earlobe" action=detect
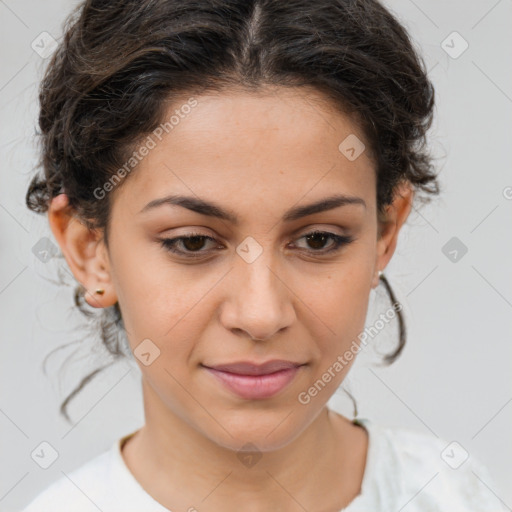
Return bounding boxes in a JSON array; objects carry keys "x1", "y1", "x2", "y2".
[
  {"x1": 371, "y1": 269, "x2": 383, "y2": 290},
  {"x1": 47, "y1": 194, "x2": 117, "y2": 308}
]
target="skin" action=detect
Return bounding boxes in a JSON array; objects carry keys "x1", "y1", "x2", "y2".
[{"x1": 48, "y1": 85, "x2": 413, "y2": 511}]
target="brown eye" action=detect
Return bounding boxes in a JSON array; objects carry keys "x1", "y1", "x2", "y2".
[
  {"x1": 181, "y1": 235, "x2": 208, "y2": 251},
  {"x1": 305, "y1": 232, "x2": 330, "y2": 250},
  {"x1": 293, "y1": 231, "x2": 354, "y2": 255},
  {"x1": 160, "y1": 234, "x2": 219, "y2": 258}
]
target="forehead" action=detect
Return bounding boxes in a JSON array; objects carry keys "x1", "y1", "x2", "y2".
[{"x1": 115, "y1": 86, "x2": 376, "y2": 221}]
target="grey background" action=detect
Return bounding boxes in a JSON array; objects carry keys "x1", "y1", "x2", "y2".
[{"x1": 1, "y1": 0, "x2": 511, "y2": 510}]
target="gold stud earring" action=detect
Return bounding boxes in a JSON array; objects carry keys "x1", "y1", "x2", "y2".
[{"x1": 95, "y1": 288, "x2": 105, "y2": 295}]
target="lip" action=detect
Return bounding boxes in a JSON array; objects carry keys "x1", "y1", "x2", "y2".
[
  {"x1": 202, "y1": 360, "x2": 305, "y2": 399},
  {"x1": 205, "y1": 360, "x2": 303, "y2": 375}
]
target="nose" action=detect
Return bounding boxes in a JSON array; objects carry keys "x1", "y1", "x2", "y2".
[{"x1": 219, "y1": 256, "x2": 296, "y2": 342}]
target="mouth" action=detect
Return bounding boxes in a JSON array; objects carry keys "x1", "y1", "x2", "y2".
[{"x1": 201, "y1": 360, "x2": 306, "y2": 400}]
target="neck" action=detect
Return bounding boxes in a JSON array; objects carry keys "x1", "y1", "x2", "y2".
[{"x1": 122, "y1": 379, "x2": 367, "y2": 512}]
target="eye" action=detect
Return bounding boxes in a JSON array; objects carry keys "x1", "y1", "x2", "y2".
[
  {"x1": 159, "y1": 230, "x2": 354, "y2": 259},
  {"x1": 291, "y1": 230, "x2": 355, "y2": 255},
  {"x1": 160, "y1": 233, "x2": 220, "y2": 259}
]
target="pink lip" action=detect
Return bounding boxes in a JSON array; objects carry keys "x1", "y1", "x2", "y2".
[{"x1": 203, "y1": 360, "x2": 304, "y2": 399}]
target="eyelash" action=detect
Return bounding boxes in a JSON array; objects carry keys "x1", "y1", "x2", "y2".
[{"x1": 159, "y1": 230, "x2": 354, "y2": 259}]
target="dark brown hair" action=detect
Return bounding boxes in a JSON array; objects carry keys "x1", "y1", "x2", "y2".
[{"x1": 26, "y1": 0, "x2": 440, "y2": 421}]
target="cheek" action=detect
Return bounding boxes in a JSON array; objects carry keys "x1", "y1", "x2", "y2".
[
  {"x1": 296, "y1": 257, "x2": 374, "y2": 361},
  {"x1": 109, "y1": 233, "x2": 207, "y2": 335},
  {"x1": 109, "y1": 246, "x2": 227, "y2": 390}
]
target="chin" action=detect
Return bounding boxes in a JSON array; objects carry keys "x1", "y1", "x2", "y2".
[{"x1": 199, "y1": 407, "x2": 312, "y2": 453}]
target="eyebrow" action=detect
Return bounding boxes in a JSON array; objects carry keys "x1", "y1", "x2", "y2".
[{"x1": 139, "y1": 193, "x2": 366, "y2": 223}]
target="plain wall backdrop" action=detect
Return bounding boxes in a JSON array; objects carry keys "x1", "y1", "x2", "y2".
[{"x1": 1, "y1": 0, "x2": 511, "y2": 510}]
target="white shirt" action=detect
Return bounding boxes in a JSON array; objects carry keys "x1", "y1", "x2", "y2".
[{"x1": 22, "y1": 419, "x2": 508, "y2": 511}]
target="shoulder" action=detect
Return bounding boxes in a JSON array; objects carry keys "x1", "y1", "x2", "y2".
[
  {"x1": 22, "y1": 445, "x2": 115, "y2": 512},
  {"x1": 363, "y1": 420, "x2": 508, "y2": 511}
]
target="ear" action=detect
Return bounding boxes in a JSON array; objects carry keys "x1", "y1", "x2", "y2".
[
  {"x1": 371, "y1": 181, "x2": 414, "y2": 289},
  {"x1": 47, "y1": 194, "x2": 117, "y2": 308}
]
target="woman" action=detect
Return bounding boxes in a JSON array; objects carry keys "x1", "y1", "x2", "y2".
[{"x1": 23, "y1": 0, "x2": 506, "y2": 510}]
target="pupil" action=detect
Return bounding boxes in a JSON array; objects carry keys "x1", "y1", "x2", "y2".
[
  {"x1": 306, "y1": 233, "x2": 327, "y2": 250},
  {"x1": 183, "y1": 236, "x2": 205, "y2": 251}
]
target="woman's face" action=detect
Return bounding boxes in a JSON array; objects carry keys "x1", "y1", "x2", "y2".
[{"x1": 68, "y1": 86, "x2": 409, "y2": 452}]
